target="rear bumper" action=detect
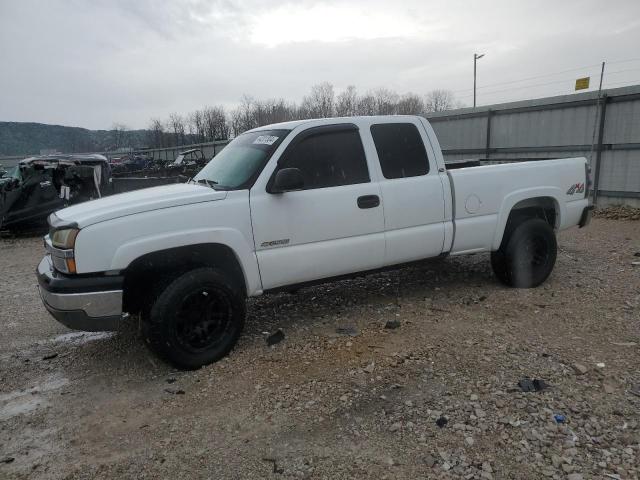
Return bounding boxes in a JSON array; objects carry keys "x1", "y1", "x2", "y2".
[
  {"x1": 36, "y1": 256, "x2": 124, "y2": 331},
  {"x1": 579, "y1": 205, "x2": 594, "y2": 228}
]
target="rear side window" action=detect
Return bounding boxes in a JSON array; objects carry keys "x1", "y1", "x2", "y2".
[
  {"x1": 370, "y1": 123, "x2": 430, "y2": 179},
  {"x1": 279, "y1": 127, "x2": 370, "y2": 189}
]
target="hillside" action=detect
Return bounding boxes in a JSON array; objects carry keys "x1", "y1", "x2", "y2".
[{"x1": 0, "y1": 122, "x2": 150, "y2": 156}]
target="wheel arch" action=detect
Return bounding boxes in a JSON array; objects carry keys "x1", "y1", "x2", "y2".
[
  {"x1": 492, "y1": 189, "x2": 564, "y2": 251},
  {"x1": 122, "y1": 243, "x2": 248, "y2": 314}
]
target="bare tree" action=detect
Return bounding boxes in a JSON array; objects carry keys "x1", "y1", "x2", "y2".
[
  {"x1": 335, "y1": 85, "x2": 358, "y2": 117},
  {"x1": 201, "y1": 106, "x2": 229, "y2": 141},
  {"x1": 301, "y1": 82, "x2": 335, "y2": 118},
  {"x1": 147, "y1": 119, "x2": 165, "y2": 148},
  {"x1": 356, "y1": 93, "x2": 377, "y2": 116},
  {"x1": 396, "y1": 93, "x2": 425, "y2": 115},
  {"x1": 188, "y1": 110, "x2": 206, "y2": 143},
  {"x1": 424, "y1": 89, "x2": 458, "y2": 112},
  {"x1": 168, "y1": 113, "x2": 187, "y2": 146},
  {"x1": 373, "y1": 88, "x2": 399, "y2": 115},
  {"x1": 111, "y1": 123, "x2": 129, "y2": 150}
]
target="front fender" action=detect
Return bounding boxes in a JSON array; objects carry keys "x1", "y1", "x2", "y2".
[{"x1": 111, "y1": 228, "x2": 261, "y2": 295}]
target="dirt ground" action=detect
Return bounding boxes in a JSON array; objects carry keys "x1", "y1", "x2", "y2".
[{"x1": 0, "y1": 218, "x2": 639, "y2": 480}]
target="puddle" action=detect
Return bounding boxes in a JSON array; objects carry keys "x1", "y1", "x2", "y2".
[
  {"x1": 51, "y1": 331, "x2": 115, "y2": 345},
  {"x1": 0, "y1": 374, "x2": 69, "y2": 421}
]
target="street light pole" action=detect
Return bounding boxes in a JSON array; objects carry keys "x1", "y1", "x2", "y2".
[{"x1": 474, "y1": 53, "x2": 485, "y2": 108}]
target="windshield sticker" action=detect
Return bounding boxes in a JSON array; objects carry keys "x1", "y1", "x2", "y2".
[{"x1": 253, "y1": 135, "x2": 279, "y2": 145}]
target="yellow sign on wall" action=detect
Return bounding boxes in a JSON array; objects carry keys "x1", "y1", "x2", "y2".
[{"x1": 575, "y1": 77, "x2": 590, "y2": 90}]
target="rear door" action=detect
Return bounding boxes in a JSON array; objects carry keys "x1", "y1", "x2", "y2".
[
  {"x1": 250, "y1": 124, "x2": 386, "y2": 290},
  {"x1": 368, "y1": 120, "x2": 446, "y2": 264}
]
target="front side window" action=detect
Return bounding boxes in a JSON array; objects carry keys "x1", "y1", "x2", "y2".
[
  {"x1": 370, "y1": 123, "x2": 430, "y2": 179},
  {"x1": 194, "y1": 129, "x2": 289, "y2": 190},
  {"x1": 278, "y1": 126, "x2": 369, "y2": 190}
]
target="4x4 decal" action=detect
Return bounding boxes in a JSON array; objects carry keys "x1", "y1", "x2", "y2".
[{"x1": 566, "y1": 183, "x2": 585, "y2": 195}]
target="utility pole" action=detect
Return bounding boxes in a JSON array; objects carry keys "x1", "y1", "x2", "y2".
[
  {"x1": 474, "y1": 53, "x2": 485, "y2": 108},
  {"x1": 590, "y1": 61, "x2": 606, "y2": 205}
]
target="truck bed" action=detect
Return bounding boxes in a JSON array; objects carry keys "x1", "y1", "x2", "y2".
[{"x1": 446, "y1": 157, "x2": 589, "y2": 255}]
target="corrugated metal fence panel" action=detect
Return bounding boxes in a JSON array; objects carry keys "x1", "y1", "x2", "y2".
[
  {"x1": 430, "y1": 116, "x2": 487, "y2": 150},
  {"x1": 491, "y1": 104, "x2": 596, "y2": 148},
  {"x1": 598, "y1": 149, "x2": 640, "y2": 192},
  {"x1": 604, "y1": 97, "x2": 640, "y2": 144}
]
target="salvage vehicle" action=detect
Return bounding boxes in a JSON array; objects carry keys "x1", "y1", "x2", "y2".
[
  {"x1": 1, "y1": 154, "x2": 111, "y2": 230},
  {"x1": 36, "y1": 116, "x2": 593, "y2": 369},
  {"x1": 171, "y1": 148, "x2": 207, "y2": 169}
]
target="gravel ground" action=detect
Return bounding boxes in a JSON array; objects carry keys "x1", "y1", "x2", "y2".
[{"x1": 0, "y1": 218, "x2": 639, "y2": 480}]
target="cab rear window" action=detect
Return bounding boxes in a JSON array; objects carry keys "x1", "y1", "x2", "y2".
[{"x1": 370, "y1": 123, "x2": 430, "y2": 179}]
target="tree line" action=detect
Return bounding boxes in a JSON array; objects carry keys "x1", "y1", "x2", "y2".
[{"x1": 114, "y1": 83, "x2": 461, "y2": 149}]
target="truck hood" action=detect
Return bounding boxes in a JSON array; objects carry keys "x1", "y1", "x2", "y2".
[{"x1": 55, "y1": 183, "x2": 227, "y2": 228}]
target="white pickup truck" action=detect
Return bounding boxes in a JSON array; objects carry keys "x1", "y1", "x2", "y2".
[{"x1": 37, "y1": 116, "x2": 592, "y2": 368}]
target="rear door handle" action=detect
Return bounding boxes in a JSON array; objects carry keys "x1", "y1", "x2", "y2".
[{"x1": 357, "y1": 195, "x2": 380, "y2": 209}]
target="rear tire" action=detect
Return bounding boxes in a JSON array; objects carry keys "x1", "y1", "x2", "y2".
[
  {"x1": 142, "y1": 268, "x2": 246, "y2": 369},
  {"x1": 491, "y1": 218, "x2": 557, "y2": 288}
]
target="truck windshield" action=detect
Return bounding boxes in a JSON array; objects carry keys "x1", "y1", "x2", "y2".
[{"x1": 193, "y1": 129, "x2": 290, "y2": 190}]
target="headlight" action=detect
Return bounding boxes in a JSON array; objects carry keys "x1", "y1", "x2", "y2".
[{"x1": 51, "y1": 228, "x2": 79, "y2": 249}]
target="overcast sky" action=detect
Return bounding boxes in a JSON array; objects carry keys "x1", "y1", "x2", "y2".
[{"x1": 1, "y1": 0, "x2": 639, "y2": 130}]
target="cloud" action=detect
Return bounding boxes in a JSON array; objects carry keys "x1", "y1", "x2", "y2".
[{"x1": 0, "y1": 0, "x2": 638, "y2": 129}]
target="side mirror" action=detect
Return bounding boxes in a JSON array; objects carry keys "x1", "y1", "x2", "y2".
[{"x1": 272, "y1": 168, "x2": 304, "y2": 193}]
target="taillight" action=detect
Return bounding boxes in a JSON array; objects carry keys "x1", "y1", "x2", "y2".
[{"x1": 585, "y1": 162, "x2": 591, "y2": 199}]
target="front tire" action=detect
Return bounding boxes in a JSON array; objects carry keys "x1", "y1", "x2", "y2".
[
  {"x1": 142, "y1": 268, "x2": 246, "y2": 369},
  {"x1": 491, "y1": 218, "x2": 557, "y2": 288}
]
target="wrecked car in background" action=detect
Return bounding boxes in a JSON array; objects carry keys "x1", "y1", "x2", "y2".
[{"x1": 0, "y1": 154, "x2": 111, "y2": 230}]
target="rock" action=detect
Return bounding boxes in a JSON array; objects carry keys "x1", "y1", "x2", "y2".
[
  {"x1": 384, "y1": 320, "x2": 401, "y2": 329},
  {"x1": 339, "y1": 395, "x2": 348, "y2": 402},
  {"x1": 164, "y1": 388, "x2": 185, "y2": 395},
  {"x1": 567, "y1": 474, "x2": 583, "y2": 480},
  {"x1": 603, "y1": 382, "x2": 616, "y2": 394},
  {"x1": 364, "y1": 362, "x2": 375, "y2": 373},
  {"x1": 335, "y1": 326, "x2": 359, "y2": 337},
  {"x1": 389, "y1": 422, "x2": 402, "y2": 432},
  {"x1": 481, "y1": 472, "x2": 494, "y2": 480},
  {"x1": 1, "y1": 457, "x2": 15, "y2": 464},
  {"x1": 464, "y1": 436, "x2": 475, "y2": 446},
  {"x1": 266, "y1": 329, "x2": 285, "y2": 346},
  {"x1": 42, "y1": 352, "x2": 58, "y2": 360},
  {"x1": 422, "y1": 454, "x2": 437, "y2": 467},
  {"x1": 436, "y1": 416, "x2": 448, "y2": 428},
  {"x1": 404, "y1": 400, "x2": 413, "y2": 407},
  {"x1": 470, "y1": 394, "x2": 479, "y2": 401},
  {"x1": 482, "y1": 462, "x2": 493, "y2": 473},
  {"x1": 441, "y1": 461, "x2": 451, "y2": 471},
  {"x1": 571, "y1": 363, "x2": 588, "y2": 375}
]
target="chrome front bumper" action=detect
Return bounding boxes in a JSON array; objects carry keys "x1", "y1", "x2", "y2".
[{"x1": 36, "y1": 256, "x2": 124, "y2": 331}]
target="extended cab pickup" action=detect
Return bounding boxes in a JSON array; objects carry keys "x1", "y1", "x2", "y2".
[{"x1": 36, "y1": 116, "x2": 592, "y2": 368}]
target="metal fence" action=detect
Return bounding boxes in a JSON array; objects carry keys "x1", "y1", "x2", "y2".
[{"x1": 427, "y1": 84, "x2": 640, "y2": 206}]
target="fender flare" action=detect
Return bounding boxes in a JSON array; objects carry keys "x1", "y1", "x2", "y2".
[
  {"x1": 491, "y1": 187, "x2": 564, "y2": 251},
  {"x1": 111, "y1": 227, "x2": 262, "y2": 295}
]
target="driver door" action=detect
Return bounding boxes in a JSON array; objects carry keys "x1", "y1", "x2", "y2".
[{"x1": 250, "y1": 124, "x2": 386, "y2": 290}]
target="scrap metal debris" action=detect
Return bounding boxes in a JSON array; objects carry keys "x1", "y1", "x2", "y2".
[
  {"x1": 518, "y1": 378, "x2": 550, "y2": 392},
  {"x1": 266, "y1": 329, "x2": 285, "y2": 346}
]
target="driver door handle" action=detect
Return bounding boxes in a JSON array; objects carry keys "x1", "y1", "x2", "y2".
[
  {"x1": 40, "y1": 181, "x2": 52, "y2": 188},
  {"x1": 357, "y1": 195, "x2": 380, "y2": 209}
]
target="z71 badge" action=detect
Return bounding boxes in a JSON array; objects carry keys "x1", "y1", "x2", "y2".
[{"x1": 566, "y1": 183, "x2": 585, "y2": 195}]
